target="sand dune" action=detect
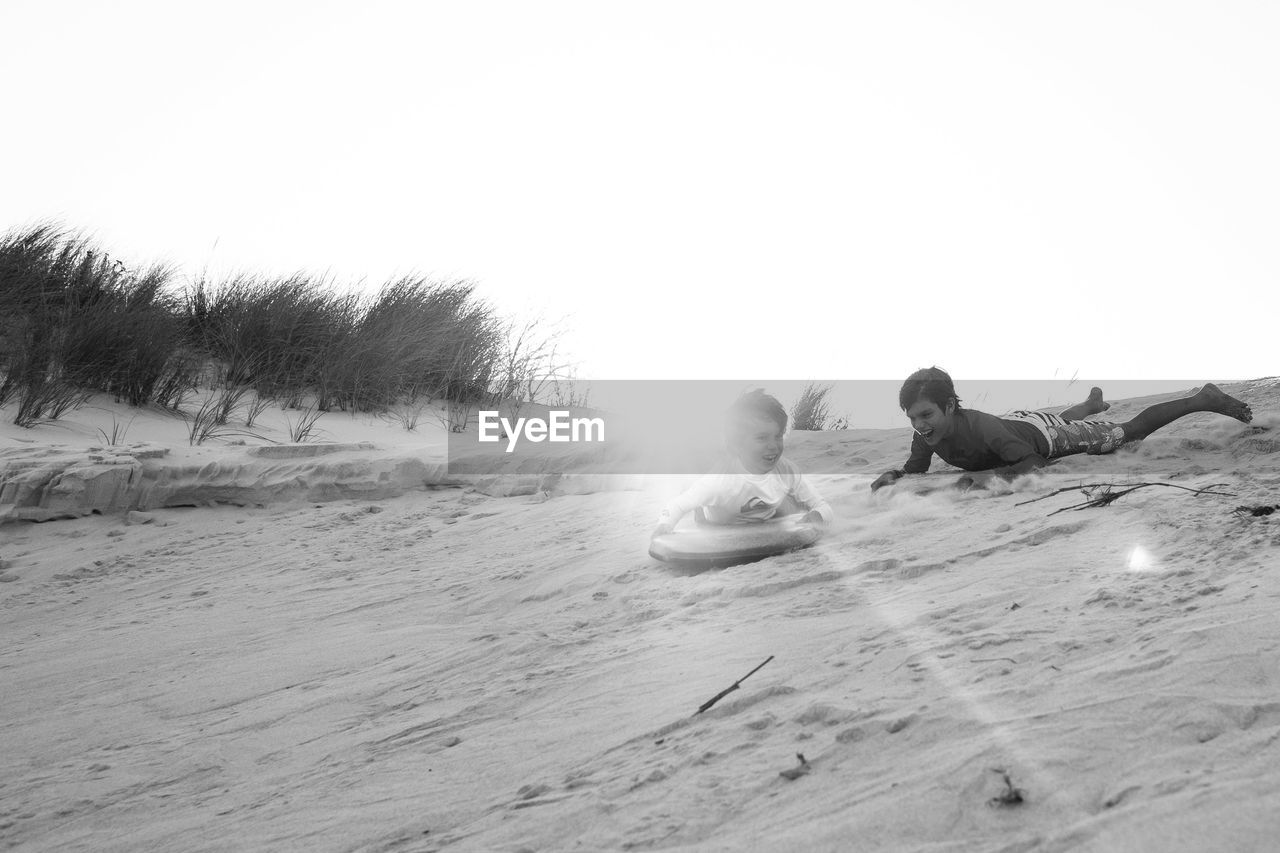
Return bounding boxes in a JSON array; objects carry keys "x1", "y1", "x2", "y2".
[{"x1": 2, "y1": 381, "x2": 1279, "y2": 851}]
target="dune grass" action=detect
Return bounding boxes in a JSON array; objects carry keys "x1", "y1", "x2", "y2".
[
  {"x1": 790, "y1": 382, "x2": 834, "y2": 431},
  {"x1": 0, "y1": 225, "x2": 187, "y2": 424},
  {"x1": 0, "y1": 223, "x2": 565, "y2": 435}
]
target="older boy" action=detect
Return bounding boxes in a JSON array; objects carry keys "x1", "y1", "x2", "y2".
[
  {"x1": 653, "y1": 390, "x2": 833, "y2": 535},
  {"x1": 871, "y1": 367, "x2": 1253, "y2": 491}
]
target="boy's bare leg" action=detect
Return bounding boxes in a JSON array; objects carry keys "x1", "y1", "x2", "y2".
[
  {"x1": 1059, "y1": 387, "x2": 1110, "y2": 421},
  {"x1": 1120, "y1": 383, "x2": 1253, "y2": 442}
]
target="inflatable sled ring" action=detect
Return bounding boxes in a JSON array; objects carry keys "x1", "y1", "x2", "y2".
[{"x1": 649, "y1": 514, "x2": 822, "y2": 570}]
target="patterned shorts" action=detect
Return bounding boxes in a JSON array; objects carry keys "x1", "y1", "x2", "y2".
[{"x1": 1006, "y1": 411, "x2": 1128, "y2": 459}]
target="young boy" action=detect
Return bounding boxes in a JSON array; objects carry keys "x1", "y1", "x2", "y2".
[
  {"x1": 652, "y1": 390, "x2": 833, "y2": 535},
  {"x1": 871, "y1": 367, "x2": 1254, "y2": 491}
]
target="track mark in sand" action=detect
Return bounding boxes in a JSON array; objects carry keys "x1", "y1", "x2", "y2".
[
  {"x1": 328, "y1": 597, "x2": 407, "y2": 617},
  {"x1": 1170, "y1": 699, "x2": 1280, "y2": 740},
  {"x1": 511, "y1": 794, "x2": 570, "y2": 809},
  {"x1": 519, "y1": 589, "x2": 563, "y2": 603},
  {"x1": 733, "y1": 555, "x2": 922, "y2": 599},
  {"x1": 1101, "y1": 784, "x2": 1143, "y2": 810},
  {"x1": 354, "y1": 822, "x2": 451, "y2": 852},
  {"x1": 10, "y1": 763, "x2": 227, "y2": 834},
  {"x1": 1084, "y1": 587, "x2": 1143, "y2": 609},
  {"x1": 868, "y1": 521, "x2": 1091, "y2": 585},
  {"x1": 50, "y1": 563, "x2": 114, "y2": 582},
  {"x1": 898, "y1": 562, "x2": 950, "y2": 579},
  {"x1": 858, "y1": 523, "x2": 1088, "y2": 581},
  {"x1": 734, "y1": 570, "x2": 843, "y2": 599},
  {"x1": 1096, "y1": 650, "x2": 1175, "y2": 680},
  {"x1": 364, "y1": 714, "x2": 480, "y2": 756},
  {"x1": 965, "y1": 520, "x2": 1092, "y2": 559},
  {"x1": 1172, "y1": 584, "x2": 1225, "y2": 604},
  {"x1": 1235, "y1": 700, "x2": 1280, "y2": 730},
  {"x1": 1021, "y1": 521, "x2": 1090, "y2": 544},
  {"x1": 883, "y1": 711, "x2": 920, "y2": 734},
  {"x1": 512, "y1": 782, "x2": 554, "y2": 804},
  {"x1": 964, "y1": 633, "x2": 1019, "y2": 651},
  {"x1": 852, "y1": 558, "x2": 901, "y2": 576}
]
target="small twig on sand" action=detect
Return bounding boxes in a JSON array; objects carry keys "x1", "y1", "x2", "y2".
[
  {"x1": 1015, "y1": 482, "x2": 1237, "y2": 516},
  {"x1": 971, "y1": 657, "x2": 1017, "y2": 664},
  {"x1": 779, "y1": 752, "x2": 811, "y2": 780},
  {"x1": 695, "y1": 655, "x2": 774, "y2": 715},
  {"x1": 989, "y1": 769, "x2": 1025, "y2": 806}
]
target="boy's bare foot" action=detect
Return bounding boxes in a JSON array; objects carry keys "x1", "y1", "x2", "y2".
[
  {"x1": 1085, "y1": 386, "x2": 1110, "y2": 414},
  {"x1": 1060, "y1": 387, "x2": 1110, "y2": 420},
  {"x1": 1196, "y1": 383, "x2": 1253, "y2": 423}
]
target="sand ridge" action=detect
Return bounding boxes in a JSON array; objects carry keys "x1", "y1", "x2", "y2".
[{"x1": 1, "y1": 380, "x2": 1279, "y2": 851}]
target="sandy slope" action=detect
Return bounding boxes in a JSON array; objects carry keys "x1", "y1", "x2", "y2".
[{"x1": 2, "y1": 381, "x2": 1279, "y2": 852}]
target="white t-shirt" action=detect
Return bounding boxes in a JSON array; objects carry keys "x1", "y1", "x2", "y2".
[{"x1": 658, "y1": 457, "x2": 833, "y2": 526}]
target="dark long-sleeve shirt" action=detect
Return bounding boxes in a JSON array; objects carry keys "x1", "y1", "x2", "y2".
[{"x1": 903, "y1": 409, "x2": 1050, "y2": 473}]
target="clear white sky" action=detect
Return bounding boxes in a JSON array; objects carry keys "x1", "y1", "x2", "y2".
[{"x1": 3, "y1": 1, "x2": 1277, "y2": 385}]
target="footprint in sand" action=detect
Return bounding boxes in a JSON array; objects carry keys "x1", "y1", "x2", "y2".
[
  {"x1": 886, "y1": 714, "x2": 916, "y2": 734},
  {"x1": 793, "y1": 702, "x2": 866, "y2": 728},
  {"x1": 836, "y1": 726, "x2": 867, "y2": 743}
]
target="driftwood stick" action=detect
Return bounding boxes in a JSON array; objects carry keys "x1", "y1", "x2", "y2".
[
  {"x1": 1013, "y1": 482, "x2": 1237, "y2": 516},
  {"x1": 1046, "y1": 483, "x2": 1237, "y2": 516},
  {"x1": 695, "y1": 655, "x2": 774, "y2": 715},
  {"x1": 1015, "y1": 484, "x2": 1119, "y2": 506},
  {"x1": 1015, "y1": 482, "x2": 1235, "y2": 508}
]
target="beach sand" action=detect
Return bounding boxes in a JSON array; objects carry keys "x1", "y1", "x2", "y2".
[{"x1": 2, "y1": 381, "x2": 1279, "y2": 851}]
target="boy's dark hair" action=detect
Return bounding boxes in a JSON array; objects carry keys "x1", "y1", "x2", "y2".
[
  {"x1": 726, "y1": 389, "x2": 788, "y2": 433},
  {"x1": 899, "y1": 367, "x2": 961, "y2": 412}
]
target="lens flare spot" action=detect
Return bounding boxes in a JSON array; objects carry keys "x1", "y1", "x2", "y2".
[{"x1": 1127, "y1": 545, "x2": 1156, "y2": 572}]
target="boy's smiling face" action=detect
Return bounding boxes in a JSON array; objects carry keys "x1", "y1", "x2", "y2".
[
  {"x1": 906, "y1": 397, "x2": 956, "y2": 445},
  {"x1": 730, "y1": 414, "x2": 785, "y2": 474}
]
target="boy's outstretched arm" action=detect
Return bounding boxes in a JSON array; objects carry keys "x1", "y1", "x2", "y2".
[
  {"x1": 872, "y1": 435, "x2": 932, "y2": 491},
  {"x1": 871, "y1": 456, "x2": 930, "y2": 491},
  {"x1": 870, "y1": 469, "x2": 906, "y2": 491}
]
